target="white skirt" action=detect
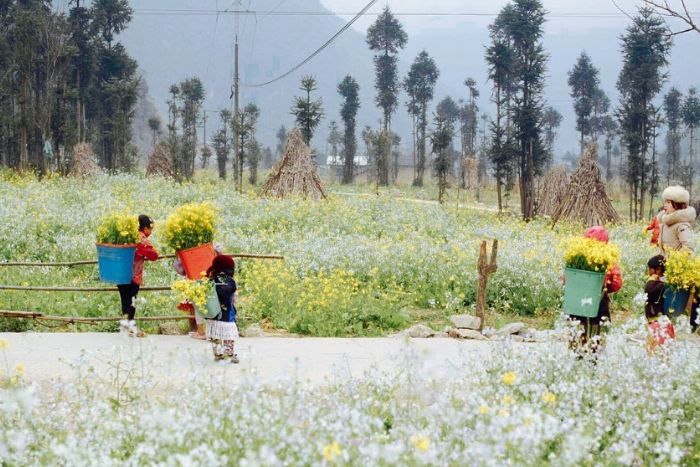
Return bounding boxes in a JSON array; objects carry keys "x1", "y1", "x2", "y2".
[{"x1": 205, "y1": 319, "x2": 239, "y2": 341}]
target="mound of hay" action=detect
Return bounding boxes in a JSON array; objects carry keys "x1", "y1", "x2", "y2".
[
  {"x1": 261, "y1": 128, "x2": 326, "y2": 199},
  {"x1": 551, "y1": 143, "x2": 620, "y2": 227},
  {"x1": 537, "y1": 165, "x2": 569, "y2": 216},
  {"x1": 146, "y1": 143, "x2": 175, "y2": 178},
  {"x1": 69, "y1": 142, "x2": 101, "y2": 177}
]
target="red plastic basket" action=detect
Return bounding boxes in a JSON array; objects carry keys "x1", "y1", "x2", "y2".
[{"x1": 176, "y1": 243, "x2": 216, "y2": 280}]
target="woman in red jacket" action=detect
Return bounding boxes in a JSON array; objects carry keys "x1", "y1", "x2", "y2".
[
  {"x1": 118, "y1": 215, "x2": 159, "y2": 337},
  {"x1": 570, "y1": 226, "x2": 623, "y2": 354}
]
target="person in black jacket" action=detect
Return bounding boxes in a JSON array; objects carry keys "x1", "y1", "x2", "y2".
[
  {"x1": 205, "y1": 254, "x2": 240, "y2": 363},
  {"x1": 645, "y1": 255, "x2": 675, "y2": 349}
]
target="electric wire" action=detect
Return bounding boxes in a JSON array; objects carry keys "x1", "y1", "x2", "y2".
[{"x1": 242, "y1": 0, "x2": 380, "y2": 88}]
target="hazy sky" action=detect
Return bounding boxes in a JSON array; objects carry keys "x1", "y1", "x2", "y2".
[{"x1": 319, "y1": 0, "x2": 700, "y2": 34}]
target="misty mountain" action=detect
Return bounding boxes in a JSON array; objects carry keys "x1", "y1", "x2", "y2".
[{"x1": 120, "y1": 0, "x2": 700, "y2": 159}]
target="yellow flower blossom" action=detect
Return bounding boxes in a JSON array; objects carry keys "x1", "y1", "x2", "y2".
[
  {"x1": 323, "y1": 441, "x2": 342, "y2": 461},
  {"x1": 15, "y1": 362, "x2": 25, "y2": 375},
  {"x1": 502, "y1": 395, "x2": 515, "y2": 405},
  {"x1": 543, "y1": 392, "x2": 557, "y2": 404},
  {"x1": 412, "y1": 435, "x2": 430, "y2": 452},
  {"x1": 479, "y1": 405, "x2": 490, "y2": 414},
  {"x1": 96, "y1": 212, "x2": 139, "y2": 245},
  {"x1": 563, "y1": 237, "x2": 620, "y2": 273},
  {"x1": 502, "y1": 371, "x2": 517, "y2": 386},
  {"x1": 0, "y1": 339, "x2": 8, "y2": 349}
]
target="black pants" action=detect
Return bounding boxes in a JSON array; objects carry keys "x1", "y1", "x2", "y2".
[
  {"x1": 117, "y1": 282, "x2": 140, "y2": 321},
  {"x1": 570, "y1": 294, "x2": 610, "y2": 352}
]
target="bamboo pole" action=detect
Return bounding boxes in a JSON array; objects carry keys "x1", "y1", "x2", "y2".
[
  {"x1": 0, "y1": 252, "x2": 284, "y2": 267},
  {"x1": 0, "y1": 285, "x2": 171, "y2": 292},
  {"x1": 0, "y1": 310, "x2": 189, "y2": 323}
]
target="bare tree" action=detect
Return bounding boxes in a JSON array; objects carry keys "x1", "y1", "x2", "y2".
[{"x1": 643, "y1": 0, "x2": 699, "y2": 35}]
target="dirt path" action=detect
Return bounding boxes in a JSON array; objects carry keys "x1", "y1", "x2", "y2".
[{"x1": 1, "y1": 332, "x2": 543, "y2": 387}]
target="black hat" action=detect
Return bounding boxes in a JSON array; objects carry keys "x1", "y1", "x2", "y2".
[{"x1": 647, "y1": 255, "x2": 666, "y2": 273}]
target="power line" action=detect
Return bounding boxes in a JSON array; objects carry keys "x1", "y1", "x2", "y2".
[
  {"x1": 130, "y1": 8, "x2": 699, "y2": 18},
  {"x1": 242, "y1": 0, "x2": 381, "y2": 88}
]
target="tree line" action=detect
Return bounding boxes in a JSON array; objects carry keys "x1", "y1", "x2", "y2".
[
  {"x1": 2, "y1": 0, "x2": 699, "y2": 222},
  {"x1": 0, "y1": 0, "x2": 139, "y2": 174}
]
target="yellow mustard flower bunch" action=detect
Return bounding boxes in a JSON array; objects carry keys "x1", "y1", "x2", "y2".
[
  {"x1": 172, "y1": 278, "x2": 213, "y2": 308},
  {"x1": 563, "y1": 237, "x2": 620, "y2": 273},
  {"x1": 95, "y1": 212, "x2": 140, "y2": 245},
  {"x1": 665, "y1": 250, "x2": 700, "y2": 293},
  {"x1": 162, "y1": 202, "x2": 217, "y2": 251}
]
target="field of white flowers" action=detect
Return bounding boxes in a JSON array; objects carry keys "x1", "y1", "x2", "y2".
[
  {"x1": 0, "y1": 172, "x2": 655, "y2": 335},
  {"x1": 2, "y1": 326, "x2": 700, "y2": 465},
  {"x1": 1, "y1": 173, "x2": 699, "y2": 465}
]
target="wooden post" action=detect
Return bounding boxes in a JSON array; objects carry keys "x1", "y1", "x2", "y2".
[{"x1": 475, "y1": 239, "x2": 498, "y2": 332}]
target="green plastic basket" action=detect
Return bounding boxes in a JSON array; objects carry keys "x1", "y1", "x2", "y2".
[{"x1": 563, "y1": 267, "x2": 605, "y2": 318}]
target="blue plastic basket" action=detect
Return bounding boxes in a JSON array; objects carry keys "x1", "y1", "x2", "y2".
[
  {"x1": 96, "y1": 244, "x2": 136, "y2": 285},
  {"x1": 663, "y1": 285, "x2": 690, "y2": 318}
]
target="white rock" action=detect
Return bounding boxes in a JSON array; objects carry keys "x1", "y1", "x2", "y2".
[
  {"x1": 481, "y1": 326, "x2": 496, "y2": 338},
  {"x1": 241, "y1": 324, "x2": 266, "y2": 338},
  {"x1": 406, "y1": 324, "x2": 436, "y2": 338},
  {"x1": 496, "y1": 322, "x2": 526, "y2": 336},
  {"x1": 449, "y1": 314, "x2": 482, "y2": 330},
  {"x1": 453, "y1": 328, "x2": 489, "y2": 340}
]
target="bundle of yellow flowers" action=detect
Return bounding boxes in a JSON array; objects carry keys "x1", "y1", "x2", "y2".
[
  {"x1": 95, "y1": 212, "x2": 140, "y2": 245},
  {"x1": 162, "y1": 202, "x2": 216, "y2": 251},
  {"x1": 172, "y1": 278, "x2": 212, "y2": 309},
  {"x1": 563, "y1": 237, "x2": 620, "y2": 273},
  {"x1": 665, "y1": 250, "x2": 700, "y2": 293}
]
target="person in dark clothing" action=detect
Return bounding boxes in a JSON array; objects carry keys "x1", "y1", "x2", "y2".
[
  {"x1": 117, "y1": 215, "x2": 159, "y2": 337},
  {"x1": 205, "y1": 254, "x2": 240, "y2": 363},
  {"x1": 568, "y1": 226, "x2": 623, "y2": 355},
  {"x1": 644, "y1": 255, "x2": 675, "y2": 349}
]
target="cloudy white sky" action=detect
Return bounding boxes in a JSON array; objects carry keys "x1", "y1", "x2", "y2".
[{"x1": 319, "y1": 0, "x2": 699, "y2": 34}]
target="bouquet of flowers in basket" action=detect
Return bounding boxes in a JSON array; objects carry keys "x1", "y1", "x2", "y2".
[
  {"x1": 96, "y1": 212, "x2": 140, "y2": 245},
  {"x1": 172, "y1": 278, "x2": 213, "y2": 309},
  {"x1": 162, "y1": 202, "x2": 217, "y2": 252},
  {"x1": 665, "y1": 250, "x2": 700, "y2": 293},
  {"x1": 563, "y1": 237, "x2": 620, "y2": 273}
]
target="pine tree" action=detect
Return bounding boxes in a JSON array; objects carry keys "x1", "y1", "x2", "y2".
[
  {"x1": 367, "y1": 6, "x2": 407, "y2": 186},
  {"x1": 290, "y1": 75, "x2": 323, "y2": 146},
  {"x1": 403, "y1": 51, "x2": 439, "y2": 187},
  {"x1": 568, "y1": 52, "x2": 604, "y2": 154},
  {"x1": 485, "y1": 24, "x2": 517, "y2": 212},
  {"x1": 232, "y1": 102, "x2": 260, "y2": 192},
  {"x1": 431, "y1": 112, "x2": 455, "y2": 203},
  {"x1": 487, "y1": 0, "x2": 547, "y2": 218},
  {"x1": 212, "y1": 110, "x2": 232, "y2": 180},
  {"x1": 683, "y1": 87, "x2": 700, "y2": 177},
  {"x1": 327, "y1": 120, "x2": 342, "y2": 167},
  {"x1": 337, "y1": 75, "x2": 360, "y2": 184},
  {"x1": 617, "y1": 7, "x2": 672, "y2": 220},
  {"x1": 663, "y1": 87, "x2": 683, "y2": 182}
]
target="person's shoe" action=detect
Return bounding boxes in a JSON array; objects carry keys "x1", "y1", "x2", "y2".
[
  {"x1": 230, "y1": 354, "x2": 240, "y2": 364},
  {"x1": 127, "y1": 320, "x2": 145, "y2": 338},
  {"x1": 119, "y1": 319, "x2": 129, "y2": 335}
]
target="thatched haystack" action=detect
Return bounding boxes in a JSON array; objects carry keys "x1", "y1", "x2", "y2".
[
  {"x1": 537, "y1": 165, "x2": 569, "y2": 216},
  {"x1": 551, "y1": 143, "x2": 620, "y2": 227},
  {"x1": 146, "y1": 142, "x2": 175, "y2": 178},
  {"x1": 69, "y1": 142, "x2": 101, "y2": 177},
  {"x1": 261, "y1": 128, "x2": 326, "y2": 199}
]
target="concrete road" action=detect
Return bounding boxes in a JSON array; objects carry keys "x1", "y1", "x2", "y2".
[{"x1": 0, "y1": 333, "x2": 543, "y2": 388}]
